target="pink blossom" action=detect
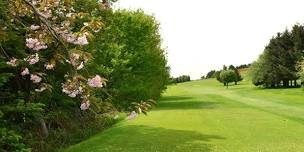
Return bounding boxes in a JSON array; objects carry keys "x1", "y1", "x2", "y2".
[
  {"x1": 26, "y1": 53, "x2": 39, "y2": 65},
  {"x1": 68, "y1": 92, "x2": 77, "y2": 98},
  {"x1": 26, "y1": 38, "x2": 47, "y2": 51},
  {"x1": 54, "y1": 1, "x2": 59, "y2": 6},
  {"x1": 30, "y1": 25, "x2": 40, "y2": 30},
  {"x1": 26, "y1": 38, "x2": 36, "y2": 49},
  {"x1": 58, "y1": 31, "x2": 89, "y2": 45},
  {"x1": 66, "y1": 53, "x2": 81, "y2": 67},
  {"x1": 83, "y1": 22, "x2": 89, "y2": 26},
  {"x1": 30, "y1": 74, "x2": 42, "y2": 83},
  {"x1": 87, "y1": 75, "x2": 103, "y2": 88},
  {"x1": 35, "y1": 45, "x2": 47, "y2": 51},
  {"x1": 32, "y1": 0, "x2": 38, "y2": 5},
  {"x1": 65, "y1": 33, "x2": 76, "y2": 43},
  {"x1": 62, "y1": 86, "x2": 71, "y2": 94},
  {"x1": 62, "y1": 84, "x2": 84, "y2": 98},
  {"x1": 84, "y1": 56, "x2": 89, "y2": 63},
  {"x1": 93, "y1": 29, "x2": 101, "y2": 33},
  {"x1": 35, "y1": 86, "x2": 46, "y2": 92},
  {"x1": 78, "y1": 86, "x2": 83, "y2": 93},
  {"x1": 74, "y1": 35, "x2": 88, "y2": 45},
  {"x1": 62, "y1": 21, "x2": 71, "y2": 27},
  {"x1": 52, "y1": 16, "x2": 58, "y2": 21},
  {"x1": 80, "y1": 100, "x2": 90, "y2": 111},
  {"x1": 40, "y1": 8, "x2": 52, "y2": 19},
  {"x1": 58, "y1": 31, "x2": 76, "y2": 43},
  {"x1": 76, "y1": 62, "x2": 84, "y2": 70},
  {"x1": 6, "y1": 58, "x2": 17, "y2": 67},
  {"x1": 127, "y1": 111, "x2": 137, "y2": 120},
  {"x1": 45, "y1": 64, "x2": 54, "y2": 70},
  {"x1": 71, "y1": 53, "x2": 80, "y2": 60},
  {"x1": 21, "y1": 68, "x2": 30, "y2": 76},
  {"x1": 65, "y1": 59, "x2": 71, "y2": 64},
  {"x1": 66, "y1": 13, "x2": 73, "y2": 18}
]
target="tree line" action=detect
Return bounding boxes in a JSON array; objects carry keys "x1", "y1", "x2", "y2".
[
  {"x1": 170, "y1": 75, "x2": 191, "y2": 84},
  {"x1": 203, "y1": 64, "x2": 250, "y2": 80},
  {"x1": 250, "y1": 24, "x2": 304, "y2": 88}
]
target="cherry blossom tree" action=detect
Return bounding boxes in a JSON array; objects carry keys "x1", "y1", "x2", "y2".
[
  {"x1": 0, "y1": 1, "x2": 107, "y2": 147},
  {"x1": 3, "y1": 0, "x2": 106, "y2": 111},
  {"x1": 0, "y1": 1, "x2": 158, "y2": 150}
]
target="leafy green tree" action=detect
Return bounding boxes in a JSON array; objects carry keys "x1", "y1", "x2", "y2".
[
  {"x1": 220, "y1": 70, "x2": 236, "y2": 88},
  {"x1": 205, "y1": 70, "x2": 216, "y2": 79},
  {"x1": 234, "y1": 70, "x2": 243, "y2": 85},
  {"x1": 228, "y1": 65, "x2": 243, "y2": 85},
  {"x1": 236, "y1": 64, "x2": 251, "y2": 69},
  {"x1": 223, "y1": 65, "x2": 227, "y2": 70},
  {"x1": 215, "y1": 71, "x2": 223, "y2": 84},
  {"x1": 87, "y1": 9, "x2": 170, "y2": 110},
  {"x1": 0, "y1": 0, "x2": 159, "y2": 151},
  {"x1": 172, "y1": 75, "x2": 191, "y2": 83},
  {"x1": 251, "y1": 25, "x2": 304, "y2": 88},
  {"x1": 0, "y1": 0, "x2": 116, "y2": 151}
]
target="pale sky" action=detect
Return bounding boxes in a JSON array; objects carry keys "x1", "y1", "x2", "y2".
[{"x1": 114, "y1": 0, "x2": 304, "y2": 79}]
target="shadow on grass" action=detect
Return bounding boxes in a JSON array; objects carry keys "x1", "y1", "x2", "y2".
[
  {"x1": 158, "y1": 101, "x2": 221, "y2": 110},
  {"x1": 157, "y1": 96, "x2": 222, "y2": 110},
  {"x1": 159, "y1": 96, "x2": 194, "y2": 102},
  {"x1": 65, "y1": 125, "x2": 225, "y2": 152}
]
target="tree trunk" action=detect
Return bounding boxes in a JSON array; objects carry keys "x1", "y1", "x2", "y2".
[
  {"x1": 271, "y1": 83, "x2": 275, "y2": 88},
  {"x1": 283, "y1": 80, "x2": 288, "y2": 88},
  {"x1": 39, "y1": 118, "x2": 49, "y2": 138}
]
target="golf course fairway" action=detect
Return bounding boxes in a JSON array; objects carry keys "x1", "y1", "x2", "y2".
[{"x1": 64, "y1": 76, "x2": 304, "y2": 152}]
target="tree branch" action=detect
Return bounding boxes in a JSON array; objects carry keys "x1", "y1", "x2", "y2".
[
  {"x1": 0, "y1": 43, "x2": 10, "y2": 59},
  {"x1": 22, "y1": 0, "x2": 70, "y2": 57}
]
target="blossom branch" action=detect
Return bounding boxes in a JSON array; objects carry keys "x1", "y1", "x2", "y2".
[{"x1": 22, "y1": 0, "x2": 70, "y2": 57}]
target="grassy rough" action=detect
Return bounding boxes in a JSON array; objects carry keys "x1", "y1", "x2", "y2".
[{"x1": 64, "y1": 75, "x2": 304, "y2": 152}]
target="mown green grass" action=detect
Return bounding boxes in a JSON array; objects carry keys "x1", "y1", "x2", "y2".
[{"x1": 64, "y1": 75, "x2": 304, "y2": 152}]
